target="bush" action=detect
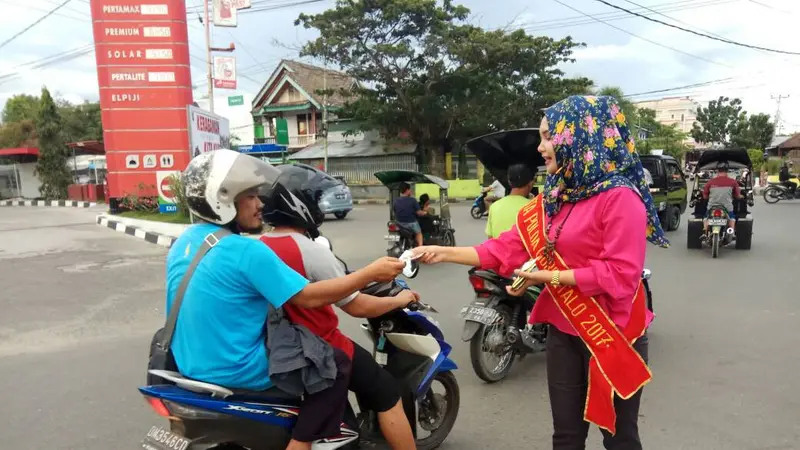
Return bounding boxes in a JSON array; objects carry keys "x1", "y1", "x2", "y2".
[
  {"x1": 747, "y1": 149, "x2": 764, "y2": 172},
  {"x1": 120, "y1": 194, "x2": 158, "y2": 212},
  {"x1": 119, "y1": 182, "x2": 158, "y2": 212},
  {"x1": 765, "y1": 158, "x2": 783, "y2": 175},
  {"x1": 167, "y1": 173, "x2": 190, "y2": 218}
]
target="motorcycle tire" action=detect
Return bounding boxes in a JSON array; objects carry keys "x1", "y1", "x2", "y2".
[
  {"x1": 441, "y1": 230, "x2": 456, "y2": 247},
  {"x1": 687, "y1": 220, "x2": 703, "y2": 249},
  {"x1": 711, "y1": 233, "x2": 720, "y2": 258},
  {"x1": 735, "y1": 220, "x2": 753, "y2": 250},
  {"x1": 763, "y1": 187, "x2": 782, "y2": 204},
  {"x1": 470, "y1": 206, "x2": 483, "y2": 219},
  {"x1": 415, "y1": 371, "x2": 460, "y2": 450},
  {"x1": 469, "y1": 304, "x2": 515, "y2": 383}
]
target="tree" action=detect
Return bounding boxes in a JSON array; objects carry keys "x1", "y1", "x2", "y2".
[
  {"x1": 641, "y1": 124, "x2": 691, "y2": 159},
  {"x1": 741, "y1": 113, "x2": 774, "y2": 150},
  {"x1": 295, "y1": 0, "x2": 593, "y2": 173},
  {"x1": 35, "y1": 88, "x2": 72, "y2": 200},
  {"x1": 691, "y1": 96, "x2": 746, "y2": 147},
  {"x1": 2, "y1": 94, "x2": 39, "y2": 124},
  {"x1": 0, "y1": 119, "x2": 36, "y2": 148},
  {"x1": 58, "y1": 100, "x2": 103, "y2": 144}
]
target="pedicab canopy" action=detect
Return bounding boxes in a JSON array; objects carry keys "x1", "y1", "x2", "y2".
[
  {"x1": 465, "y1": 128, "x2": 545, "y2": 189},
  {"x1": 374, "y1": 170, "x2": 449, "y2": 190},
  {"x1": 694, "y1": 149, "x2": 752, "y2": 172}
]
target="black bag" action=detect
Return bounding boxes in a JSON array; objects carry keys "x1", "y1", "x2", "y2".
[{"x1": 146, "y1": 229, "x2": 232, "y2": 385}]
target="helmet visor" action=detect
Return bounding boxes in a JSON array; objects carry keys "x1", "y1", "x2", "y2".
[{"x1": 220, "y1": 154, "x2": 282, "y2": 200}]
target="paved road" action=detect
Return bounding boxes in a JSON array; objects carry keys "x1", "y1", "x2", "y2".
[{"x1": 1, "y1": 201, "x2": 799, "y2": 450}]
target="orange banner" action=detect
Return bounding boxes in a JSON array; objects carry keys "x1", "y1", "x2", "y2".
[{"x1": 516, "y1": 194, "x2": 651, "y2": 435}]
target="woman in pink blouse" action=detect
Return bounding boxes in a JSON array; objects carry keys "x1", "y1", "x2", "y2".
[{"x1": 414, "y1": 96, "x2": 668, "y2": 450}]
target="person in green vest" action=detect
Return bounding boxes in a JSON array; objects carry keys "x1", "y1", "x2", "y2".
[{"x1": 485, "y1": 163, "x2": 535, "y2": 239}]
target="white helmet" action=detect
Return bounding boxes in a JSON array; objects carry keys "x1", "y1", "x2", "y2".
[{"x1": 182, "y1": 149, "x2": 280, "y2": 225}]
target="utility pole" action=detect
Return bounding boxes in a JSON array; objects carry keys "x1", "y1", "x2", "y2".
[
  {"x1": 203, "y1": 0, "x2": 214, "y2": 112},
  {"x1": 772, "y1": 94, "x2": 789, "y2": 136},
  {"x1": 201, "y1": 0, "x2": 236, "y2": 113},
  {"x1": 323, "y1": 61, "x2": 328, "y2": 172}
]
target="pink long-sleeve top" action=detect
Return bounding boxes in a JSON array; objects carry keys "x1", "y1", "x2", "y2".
[{"x1": 474, "y1": 187, "x2": 654, "y2": 336}]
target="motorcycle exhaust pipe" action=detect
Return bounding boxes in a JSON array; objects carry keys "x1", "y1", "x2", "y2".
[{"x1": 726, "y1": 227, "x2": 735, "y2": 235}]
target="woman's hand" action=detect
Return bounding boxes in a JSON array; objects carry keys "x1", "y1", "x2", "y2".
[
  {"x1": 505, "y1": 270, "x2": 551, "y2": 297},
  {"x1": 411, "y1": 246, "x2": 446, "y2": 264}
]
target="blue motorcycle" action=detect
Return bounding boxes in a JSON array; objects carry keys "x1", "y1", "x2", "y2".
[
  {"x1": 139, "y1": 261, "x2": 460, "y2": 449},
  {"x1": 470, "y1": 192, "x2": 488, "y2": 219}
]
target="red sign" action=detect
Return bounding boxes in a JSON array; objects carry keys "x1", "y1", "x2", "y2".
[
  {"x1": 94, "y1": 42, "x2": 189, "y2": 66},
  {"x1": 97, "y1": 66, "x2": 191, "y2": 88},
  {"x1": 91, "y1": 0, "x2": 183, "y2": 20},
  {"x1": 160, "y1": 176, "x2": 175, "y2": 199},
  {"x1": 101, "y1": 108, "x2": 188, "y2": 130},
  {"x1": 92, "y1": 21, "x2": 189, "y2": 44},
  {"x1": 99, "y1": 87, "x2": 193, "y2": 108},
  {"x1": 104, "y1": 151, "x2": 189, "y2": 172},
  {"x1": 91, "y1": 0, "x2": 193, "y2": 199},
  {"x1": 104, "y1": 130, "x2": 190, "y2": 152}
]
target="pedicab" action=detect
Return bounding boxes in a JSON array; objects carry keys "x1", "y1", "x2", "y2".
[
  {"x1": 375, "y1": 170, "x2": 456, "y2": 278},
  {"x1": 687, "y1": 149, "x2": 755, "y2": 257}
]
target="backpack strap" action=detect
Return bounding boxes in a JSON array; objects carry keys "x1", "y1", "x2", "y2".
[{"x1": 157, "y1": 228, "x2": 232, "y2": 350}]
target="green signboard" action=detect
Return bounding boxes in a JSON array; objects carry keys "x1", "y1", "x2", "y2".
[
  {"x1": 227, "y1": 95, "x2": 244, "y2": 106},
  {"x1": 275, "y1": 118, "x2": 289, "y2": 146}
]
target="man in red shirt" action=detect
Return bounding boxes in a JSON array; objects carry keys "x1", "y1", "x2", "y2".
[
  {"x1": 702, "y1": 166, "x2": 742, "y2": 234},
  {"x1": 260, "y1": 165, "x2": 418, "y2": 450}
]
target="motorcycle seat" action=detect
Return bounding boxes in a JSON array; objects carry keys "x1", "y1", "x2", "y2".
[
  {"x1": 229, "y1": 388, "x2": 302, "y2": 404},
  {"x1": 147, "y1": 370, "x2": 301, "y2": 403}
]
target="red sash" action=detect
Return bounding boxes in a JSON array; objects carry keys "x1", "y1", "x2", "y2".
[{"x1": 516, "y1": 194, "x2": 651, "y2": 435}]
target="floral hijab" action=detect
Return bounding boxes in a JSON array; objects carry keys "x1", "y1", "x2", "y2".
[{"x1": 543, "y1": 95, "x2": 669, "y2": 248}]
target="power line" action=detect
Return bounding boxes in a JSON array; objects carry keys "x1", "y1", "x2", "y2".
[
  {"x1": 549, "y1": 0, "x2": 732, "y2": 68},
  {"x1": 624, "y1": 77, "x2": 737, "y2": 97},
  {"x1": 0, "y1": 0, "x2": 85, "y2": 22},
  {"x1": 748, "y1": 0, "x2": 795, "y2": 14},
  {"x1": 591, "y1": 0, "x2": 800, "y2": 56},
  {"x1": 524, "y1": 0, "x2": 735, "y2": 32},
  {"x1": 0, "y1": 0, "x2": 73, "y2": 51}
]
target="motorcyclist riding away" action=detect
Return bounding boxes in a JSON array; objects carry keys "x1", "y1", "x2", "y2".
[
  {"x1": 165, "y1": 150, "x2": 405, "y2": 450},
  {"x1": 779, "y1": 162, "x2": 796, "y2": 194},
  {"x1": 260, "y1": 164, "x2": 418, "y2": 450},
  {"x1": 702, "y1": 165, "x2": 742, "y2": 236}
]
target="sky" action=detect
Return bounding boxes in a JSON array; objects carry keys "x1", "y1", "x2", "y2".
[{"x1": 0, "y1": 0, "x2": 798, "y2": 136}]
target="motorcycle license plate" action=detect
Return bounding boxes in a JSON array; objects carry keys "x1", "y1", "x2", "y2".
[
  {"x1": 708, "y1": 218, "x2": 727, "y2": 226},
  {"x1": 141, "y1": 425, "x2": 190, "y2": 450},
  {"x1": 385, "y1": 234, "x2": 400, "y2": 242},
  {"x1": 460, "y1": 305, "x2": 500, "y2": 325}
]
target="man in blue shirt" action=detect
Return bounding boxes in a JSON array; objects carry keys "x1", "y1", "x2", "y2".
[
  {"x1": 393, "y1": 182, "x2": 428, "y2": 247},
  {"x1": 166, "y1": 150, "x2": 405, "y2": 450}
]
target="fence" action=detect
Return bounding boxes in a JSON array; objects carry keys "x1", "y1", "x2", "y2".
[
  {"x1": 295, "y1": 153, "x2": 483, "y2": 185},
  {"x1": 296, "y1": 154, "x2": 417, "y2": 185}
]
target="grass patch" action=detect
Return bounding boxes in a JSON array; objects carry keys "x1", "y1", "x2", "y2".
[{"x1": 118, "y1": 210, "x2": 192, "y2": 224}]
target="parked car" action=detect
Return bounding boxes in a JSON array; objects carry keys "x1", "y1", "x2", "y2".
[
  {"x1": 285, "y1": 163, "x2": 353, "y2": 220},
  {"x1": 639, "y1": 154, "x2": 688, "y2": 231}
]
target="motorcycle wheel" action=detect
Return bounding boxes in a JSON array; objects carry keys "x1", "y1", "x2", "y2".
[
  {"x1": 711, "y1": 233, "x2": 720, "y2": 258},
  {"x1": 470, "y1": 206, "x2": 483, "y2": 219},
  {"x1": 469, "y1": 304, "x2": 515, "y2": 383},
  {"x1": 763, "y1": 187, "x2": 782, "y2": 204},
  {"x1": 415, "y1": 371, "x2": 460, "y2": 450},
  {"x1": 440, "y1": 230, "x2": 456, "y2": 247}
]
